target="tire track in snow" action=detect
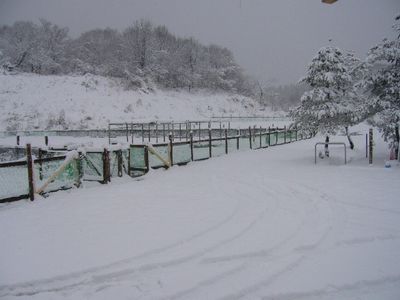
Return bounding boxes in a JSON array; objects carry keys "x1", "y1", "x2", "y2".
[{"x1": 0, "y1": 171, "x2": 282, "y2": 297}]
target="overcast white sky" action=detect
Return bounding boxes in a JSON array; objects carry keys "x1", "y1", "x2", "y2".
[{"x1": 0, "y1": 0, "x2": 399, "y2": 84}]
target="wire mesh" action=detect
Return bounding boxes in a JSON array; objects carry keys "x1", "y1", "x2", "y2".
[
  {"x1": 211, "y1": 140, "x2": 226, "y2": 157},
  {"x1": 0, "y1": 163, "x2": 29, "y2": 199},
  {"x1": 83, "y1": 152, "x2": 103, "y2": 181},
  {"x1": 193, "y1": 141, "x2": 210, "y2": 160},
  {"x1": 173, "y1": 143, "x2": 191, "y2": 165},
  {"x1": 130, "y1": 146, "x2": 147, "y2": 169},
  {"x1": 34, "y1": 158, "x2": 79, "y2": 193}
]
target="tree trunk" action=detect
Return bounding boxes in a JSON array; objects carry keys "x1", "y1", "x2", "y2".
[
  {"x1": 325, "y1": 135, "x2": 329, "y2": 157},
  {"x1": 345, "y1": 126, "x2": 354, "y2": 150}
]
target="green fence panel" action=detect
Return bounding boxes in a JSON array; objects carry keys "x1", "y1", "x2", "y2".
[
  {"x1": 173, "y1": 143, "x2": 191, "y2": 165},
  {"x1": 193, "y1": 141, "x2": 210, "y2": 160},
  {"x1": 227, "y1": 138, "x2": 239, "y2": 153},
  {"x1": 130, "y1": 146, "x2": 146, "y2": 169},
  {"x1": 34, "y1": 158, "x2": 79, "y2": 193},
  {"x1": 83, "y1": 152, "x2": 103, "y2": 181},
  {"x1": 149, "y1": 145, "x2": 169, "y2": 168},
  {"x1": 237, "y1": 137, "x2": 250, "y2": 151},
  {"x1": 212, "y1": 140, "x2": 225, "y2": 157},
  {"x1": 0, "y1": 164, "x2": 29, "y2": 199}
]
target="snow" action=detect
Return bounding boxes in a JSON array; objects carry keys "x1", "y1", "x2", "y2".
[
  {"x1": 0, "y1": 73, "x2": 272, "y2": 131},
  {"x1": 0, "y1": 125, "x2": 399, "y2": 300}
]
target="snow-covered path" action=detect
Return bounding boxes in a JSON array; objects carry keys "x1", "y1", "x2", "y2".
[{"x1": 1, "y1": 132, "x2": 400, "y2": 299}]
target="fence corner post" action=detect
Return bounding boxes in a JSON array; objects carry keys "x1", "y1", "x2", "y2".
[
  {"x1": 26, "y1": 143, "x2": 35, "y2": 201},
  {"x1": 249, "y1": 126, "x2": 252, "y2": 149}
]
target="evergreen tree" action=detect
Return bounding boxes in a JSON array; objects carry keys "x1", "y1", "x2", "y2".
[
  {"x1": 290, "y1": 46, "x2": 362, "y2": 148},
  {"x1": 362, "y1": 15, "x2": 400, "y2": 157}
]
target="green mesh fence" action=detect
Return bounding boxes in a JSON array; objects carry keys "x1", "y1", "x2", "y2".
[
  {"x1": 173, "y1": 143, "x2": 191, "y2": 165},
  {"x1": 227, "y1": 138, "x2": 239, "y2": 153},
  {"x1": 0, "y1": 163, "x2": 29, "y2": 199},
  {"x1": 239, "y1": 137, "x2": 251, "y2": 151},
  {"x1": 83, "y1": 152, "x2": 103, "y2": 181},
  {"x1": 193, "y1": 141, "x2": 210, "y2": 160},
  {"x1": 110, "y1": 151, "x2": 119, "y2": 177},
  {"x1": 130, "y1": 146, "x2": 147, "y2": 169},
  {"x1": 211, "y1": 140, "x2": 225, "y2": 157},
  {"x1": 149, "y1": 144, "x2": 169, "y2": 168},
  {"x1": 34, "y1": 158, "x2": 79, "y2": 193}
]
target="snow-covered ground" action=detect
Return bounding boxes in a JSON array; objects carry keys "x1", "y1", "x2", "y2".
[
  {"x1": 0, "y1": 126, "x2": 399, "y2": 300},
  {"x1": 0, "y1": 72, "x2": 274, "y2": 131}
]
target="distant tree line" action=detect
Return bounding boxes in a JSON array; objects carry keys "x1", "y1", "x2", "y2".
[{"x1": 0, "y1": 19, "x2": 253, "y2": 95}]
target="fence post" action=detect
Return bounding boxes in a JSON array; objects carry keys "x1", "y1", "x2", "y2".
[
  {"x1": 179, "y1": 123, "x2": 182, "y2": 141},
  {"x1": 26, "y1": 143, "x2": 35, "y2": 201},
  {"x1": 45, "y1": 136, "x2": 48, "y2": 146},
  {"x1": 168, "y1": 133, "x2": 173, "y2": 166},
  {"x1": 284, "y1": 126, "x2": 287, "y2": 144},
  {"x1": 117, "y1": 150, "x2": 123, "y2": 177},
  {"x1": 76, "y1": 151, "x2": 83, "y2": 187},
  {"x1": 198, "y1": 123, "x2": 201, "y2": 141},
  {"x1": 17, "y1": 135, "x2": 20, "y2": 146},
  {"x1": 102, "y1": 148, "x2": 110, "y2": 184},
  {"x1": 163, "y1": 123, "x2": 166, "y2": 142},
  {"x1": 225, "y1": 129, "x2": 228, "y2": 154},
  {"x1": 249, "y1": 126, "x2": 252, "y2": 149},
  {"x1": 369, "y1": 129, "x2": 373, "y2": 165},
  {"x1": 276, "y1": 130, "x2": 279, "y2": 145},
  {"x1": 190, "y1": 131, "x2": 194, "y2": 161},
  {"x1": 237, "y1": 129, "x2": 240, "y2": 150},
  {"x1": 295, "y1": 126, "x2": 298, "y2": 141},
  {"x1": 126, "y1": 123, "x2": 129, "y2": 143},
  {"x1": 365, "y1": 133, "x2": 368, "y2": 158},
  {"x1": 209, "y1": 129, "x2": 212, "y2": 158},
  {"x1": 38, "y1": 148, "x2": 43, "y2": 181},
  {"x1": 259, "y1": 126, "x2": 262, "y2": 148}
]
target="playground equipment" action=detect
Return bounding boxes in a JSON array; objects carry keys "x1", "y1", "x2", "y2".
[{"x1": 315, "y1": 142, "x2": 347, "y2": 165}]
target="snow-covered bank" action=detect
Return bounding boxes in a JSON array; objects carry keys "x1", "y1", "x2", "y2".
[
  {"x1": 0, "y1": 73, "x2": 268, "y2": 131},
  {"x1": 0, "y1": 129, "x2": 399, "y2": 299}
]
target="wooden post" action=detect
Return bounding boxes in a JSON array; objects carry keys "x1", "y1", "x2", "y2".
[
  {"x1": 76, "y1": 151, "x2": 83, "y2": 187},
  {"x1": 259, "y1": 126, "x2": 262, "y2": 148},
  {"x1": 295, "y1": 127, "x2": 298, "y2": 141},
  {"x1": 199, "y1": 123, "x2": 201, "y2": 141},
  {"x1": 26, "y1": 144, "x2": 35, "y2": 201},
  {"x1": 38, "y1": 148, "x2": 43, "y2": 181},
  {"x1": 366, "y1": 133, "x2": 368, "y2": 158},
  {"x1": 17, "y1": 135, "x2": 20, "y2": 146},
  {"x1": 276, "y1": 130, "x2": 279, "y2": 145},
  {"x1": 168, "y1": 134, "x2": 173, "y2": 166},
  {"x1": 128, "y1": 146, "x2": 131, "y2": 177},
  {"x1": 45, "y1": 136, "x2": 48, "y2": 146},
  {"x1": 117, "y1": 150, "x2": 123, "y2": 177},
  {"x1": 209, "y1": 129, "x2": 212, "y2": 158},
  {"x1": 103, "y1": 148, "x2": 110, "y2": 184},
  {"x1": 225, "y1": 129, "x2": 228, "y2": 154},
  {"x1": 237, "y1": 129, "x2": 240, "y2": 150},
  {"x1": 179, "y1": 123, "x2": 182, "y2": 141},
  {"x1": 369, "y1": 129, "x2": 373, "y2": 165},
  {"x1": 190, "y1": 131, "x2": 194, "y2": 161},
  {"x1": 126, "y1": 123, "x2": 129, "y2": 143},
  {"x1": 249, "y1": 126, "x2": 252, "y2": 149}
]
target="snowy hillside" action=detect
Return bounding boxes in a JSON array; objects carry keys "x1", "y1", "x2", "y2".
[{"x1": 0, "y1": 72, "x2": 266, "y2": 131}]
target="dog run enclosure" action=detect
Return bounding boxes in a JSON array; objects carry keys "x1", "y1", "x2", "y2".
[{"x1": 0, "y1": 121, "x2": 312, "y2": 203}]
